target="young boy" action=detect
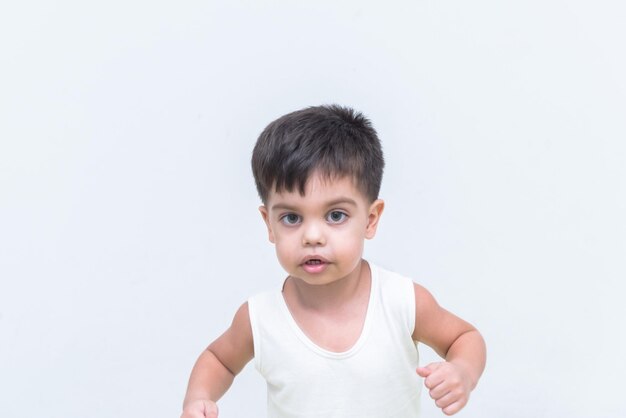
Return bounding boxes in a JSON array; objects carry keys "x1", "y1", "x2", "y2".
[{"x1": 181, "y1": 105, "x2": 486, "y2": 418}]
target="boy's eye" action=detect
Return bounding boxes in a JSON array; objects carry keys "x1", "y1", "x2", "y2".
[
  {"x1": 326, "y1": 211, "x2": 348, "y2": 224},
  {"x1": 280, "y1": 213, "x2": 301, "y2": 225}
]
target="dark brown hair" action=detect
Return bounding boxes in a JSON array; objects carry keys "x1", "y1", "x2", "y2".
[{"x1": 251, "y1": 105, "x2": 384, "y2": 204}]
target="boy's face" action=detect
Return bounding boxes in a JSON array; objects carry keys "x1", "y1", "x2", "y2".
[{"x1": 259, "y1": 172, "x2": 384, "y2": 286}]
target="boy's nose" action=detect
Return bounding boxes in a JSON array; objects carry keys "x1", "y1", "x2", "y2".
[{"x1": 301, "y1": 222, "x2": 326, "y2": 246}]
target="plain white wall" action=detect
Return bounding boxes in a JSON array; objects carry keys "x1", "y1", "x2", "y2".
[{"x1": 1, "y1": 1, "x2": 625, "y2": 417}]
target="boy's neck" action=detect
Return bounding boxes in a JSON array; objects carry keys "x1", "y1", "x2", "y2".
[{"x1": 284, "y1": 259, "x2": 371, "y2": 311}]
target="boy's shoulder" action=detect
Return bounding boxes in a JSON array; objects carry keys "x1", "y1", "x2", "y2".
[
  {"x1": 371, "y1": 262, "x2": 417, "y2": 327},
  {"x1": 371, "y1": 262, "x2": 416, "y2": 290}
]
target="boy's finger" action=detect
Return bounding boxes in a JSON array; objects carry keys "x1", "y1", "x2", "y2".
[
  {"x1": 442, "y1": 399, "x2": 467, "y2": 416},
  {"x1": 423, "y1": 369, "x2": 447, "y2": 390},
  {"x1": 416, "y1": 367, "x2": 431, "y2": 377},
  {"x1": 429, "y1": 381, "x2": 451, "y2": 400},
  {"x1": 417, "y1": 362, "x2": 445, "y2": 378},
  {"x1": 425, "y1": 362, "x2": 444, "y2": 371}
]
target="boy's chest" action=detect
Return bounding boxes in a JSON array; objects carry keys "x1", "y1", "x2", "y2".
[{"x1": 287, "y1": 302, "x2": 368, "y2": 353}]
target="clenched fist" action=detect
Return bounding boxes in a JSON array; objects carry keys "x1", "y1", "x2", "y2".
[{"x1": 417, "y1": 361, "x2": 473, "y2": 415}]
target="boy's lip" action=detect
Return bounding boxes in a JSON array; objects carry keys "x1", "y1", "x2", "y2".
[
  {"x1": 300, "y1": 255, "x2": 330, "y2": 265},
  {"x1": 300, "y1": 255, "x2": 330, "y2": 274}
]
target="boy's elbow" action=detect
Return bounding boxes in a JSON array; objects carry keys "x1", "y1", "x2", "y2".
[
  {"x1": 205, "y1": 346, "x2": 237, "y2": 377},
  {"x1": 445, "y1": 327, "x2": 485, "y2": 358}
]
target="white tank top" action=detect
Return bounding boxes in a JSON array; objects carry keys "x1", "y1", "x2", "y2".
[{"x1": 248, "y1": 263, "x2": 421, "y2": 418}]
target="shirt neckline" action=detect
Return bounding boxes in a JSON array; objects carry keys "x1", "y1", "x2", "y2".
[{"x1": 277, "y1": 262, "x2": 379, "y2": 359}]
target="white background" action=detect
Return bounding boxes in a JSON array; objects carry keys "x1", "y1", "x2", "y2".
[{"x1": 1, "y1": 1, "x2": 625, "y2": 417}]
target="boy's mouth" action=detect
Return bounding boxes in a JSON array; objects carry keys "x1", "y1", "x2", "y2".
[{"x1": 301, "y1": 257, "x2": 329, "y2": 274}]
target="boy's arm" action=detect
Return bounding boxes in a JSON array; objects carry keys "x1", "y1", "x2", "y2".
[
  {"x1": 182, "y1": 302, "x2": 254, "y2": 417},
  {"x1": 412, "y1": 283, "x2": 486, "y2": 415}
]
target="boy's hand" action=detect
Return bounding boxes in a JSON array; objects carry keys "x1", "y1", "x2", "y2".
[
  {"x1": 181, "y1": 399, "x2": 218, "y2": 418},
  {"x1": 416, "y1": 361, "x2": 473, "y2": 416}
]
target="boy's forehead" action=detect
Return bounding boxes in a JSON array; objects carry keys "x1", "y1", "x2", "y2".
[{"x1": 267, "y1": 173, "x2": 367, "y2": 207}]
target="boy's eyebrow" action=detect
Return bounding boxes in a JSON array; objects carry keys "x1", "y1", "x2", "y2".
[
  {"x1": 325, "y1": 197, "x2": 358, "y2": 207},
  {"x1": 271, "y1": 197, "x2": 358, "y2": 211},
  {"x1": 271, "y1": 203, "x2": 297, "y2": 211}
]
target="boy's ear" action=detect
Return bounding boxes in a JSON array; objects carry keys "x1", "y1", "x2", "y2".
[
  {"x1": 365, "y1": 199, "x2": 385, "y2": 239},
  {"x1": 258, "y1": 205, "x2": 275, "y2": 243}
]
